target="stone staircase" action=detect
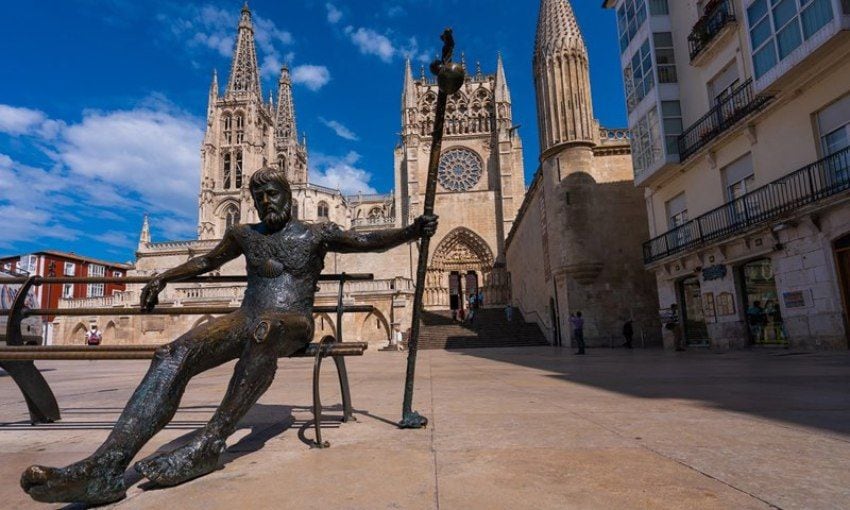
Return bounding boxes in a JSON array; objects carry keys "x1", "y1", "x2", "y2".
[{"x1": 416, "y1": 309, "x2": 550, "y2": 350}]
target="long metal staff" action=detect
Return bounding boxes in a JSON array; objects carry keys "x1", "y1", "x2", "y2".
[{"x1": 400, "y1": 29, "x2": 465, "y2": 429}]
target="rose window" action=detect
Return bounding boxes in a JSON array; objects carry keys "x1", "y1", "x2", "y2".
[{"x1": 438, "y1": 148, "x2": 483, "y2": 192}]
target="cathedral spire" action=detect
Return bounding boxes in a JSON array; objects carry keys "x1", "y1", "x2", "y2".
[
  {"x1": 534, "y1": 0, "x2": 595, "y2": 155},
  {"x1": 494, "y1": 53, "x2": 511, "y2": 104},
  {"x1": 403, "y1": 58, "x2": 416, "y2": 109},
  {"x1": 535, "y1": 0, "x2": 587, "y2": 56},
  {"x1": 138, "y1": 214, "x2": 151, "y2": 248},
  {"x1": 225, "y1": 3, "x2": 262, "y2": 99},
  {"x1": 275, "y1": 65, "x2": 297, "y2": 142},
  {"x1": 207, "y1": 69, "x2": 218, "y2": 121}
]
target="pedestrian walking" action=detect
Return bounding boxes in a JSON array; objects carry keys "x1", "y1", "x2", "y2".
[
  {"x1": 570, "y1": 312, "x2": 585, "y2": 355},
  {"x1": 505, "y1": 303, "x2": 514, "y2": 322},
  {"x1": 467, "y1": 293, "x2": 476, "y2": 323},
  {"x1": 622, "y1": 319, "x2": 634, "y2": 349},
  {"x1": 477, "y1": 289, "x2": 484, "y2": 308}
]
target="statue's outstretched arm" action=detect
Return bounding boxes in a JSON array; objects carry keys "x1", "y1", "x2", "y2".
[
  {"x1": 141, "y1": 229, "x2": 243, "y2": 311},
  {"x1": 324, "y1": 215, "x2": 438, "y2": 254}
]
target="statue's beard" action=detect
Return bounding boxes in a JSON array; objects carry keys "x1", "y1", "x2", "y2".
[{"x1": 262, "y1": 209, "x2": 289, "y2": 230}]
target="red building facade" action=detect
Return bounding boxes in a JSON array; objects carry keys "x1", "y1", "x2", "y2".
[{"x1": 0, "y1": 251, "x2": 131, "y2": 343}]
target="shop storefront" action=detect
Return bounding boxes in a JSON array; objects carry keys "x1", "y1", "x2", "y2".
[{"x1": 740, "y1": 258, "x2": 787, "y2": 346}]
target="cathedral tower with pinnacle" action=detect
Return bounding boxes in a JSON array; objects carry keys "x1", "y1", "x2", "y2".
[
  {"x1": 506, "y1": 0, "x2": 660, "y2": 347},
  {"x1": 396, "y1": 53, "x2": 525, "y2": 308},
  {"x1": 198, "y1": 4, "x2": 307, "y2": 240}
]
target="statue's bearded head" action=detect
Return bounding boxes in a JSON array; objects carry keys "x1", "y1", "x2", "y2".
[{"x1": 250, "y1": 167, "x2": 292, "y2": 232}]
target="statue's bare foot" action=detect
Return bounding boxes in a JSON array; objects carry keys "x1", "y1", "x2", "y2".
[
  {"x1": 135, "y1": 435, "x2": 226, "y2": 487},
  {"x1": 20, "y1": 452, "x2": 126, "y2": 505}
]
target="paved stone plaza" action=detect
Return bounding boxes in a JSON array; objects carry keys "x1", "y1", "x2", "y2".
[{"x1": 1, "y1": 347, "x2": 849, "y2": 509}]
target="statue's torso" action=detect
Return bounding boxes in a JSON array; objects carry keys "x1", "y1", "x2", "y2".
[{"x1": 231, "y1": 221, "x2": 327, "y2": 317}]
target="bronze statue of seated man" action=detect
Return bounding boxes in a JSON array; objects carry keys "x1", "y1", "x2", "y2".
[{"x1": 20, "y1": 167, "x2": 438, "y2": 505}]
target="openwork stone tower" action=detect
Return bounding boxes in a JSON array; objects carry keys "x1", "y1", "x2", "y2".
[{"x1": 198, "y1": 4, "x2": 308, "y2": 240}]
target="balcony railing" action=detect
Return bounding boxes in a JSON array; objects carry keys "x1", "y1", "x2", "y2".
[
  {"x1": 643, "y1": 146, "x2": 850, "y2": 264},
  {"x1": 677, "y1": 79, "x2": 772, "y2": 161},
  {"x1": 688, "y1": 0, "x2": 736, "y2": 61}
]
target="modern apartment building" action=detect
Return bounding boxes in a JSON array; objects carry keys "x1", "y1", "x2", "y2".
[{"x1": 604, "y1": 0, "x2": 850, "y2": 349}]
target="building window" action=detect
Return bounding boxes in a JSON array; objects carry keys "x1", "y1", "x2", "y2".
[
  {"x1": 723, "y1": 154, "x2": 756, "y2": 202},
  {"x1": 817, "y1": 94, "x2": 850, "y2": 156},
  {"x1": 654, "y1": 32, "x2": 677, "y2": 83},
  {"x1": 649, "y1": 0, "x2": 669, "y2": 15},
  {"x1": 223, "y1": 115, "x2": 233, "y2": 145},
  {"x1": 625, "y1": 38, "x2": 654, "y2": 113},
  {"x1": 87, "y1": 283, "x2": 104, "y2": 298},
  {"x1": 666, "y1": 193, "x2": 690, "y2": 247},
  {"x1": 661, "y1": 101, "x2": 683, "y2": 155},
  {"x1": 235, "y1": 150, "x2": 243, "y2": 189},
  {"x1": 235, "y1": 114, "x2": 245, "y2": 144},
  {"x1": 113, "y1": 271, "x2": 123, "y2": 278},
  {"x1": 317, "y1": 201, "x2": 330, "y2": 221},
  {"x1": 223, "y1": 152, "x2": 232, "y2": 189},
  {"x1": 747, "y1": 0, "x2": 835, "y2": 79},
  {"x1": 708, "y1": 61, "x2": 741, "y2": 103},
  {"x1": 63, "y1": 262, "x2": 76, "y2": 276},
  {"x1": 617, "y1": 0, "x2": 648, "y2": 53},
  {"x1": 88, "y1": 264, "x2": 105, "y2": 277},
  {"x1": 62, "y1": 284, "x2": 74, "y2": 299},
  {"x1": 225, "y1": 205, "x2": 240, "y2": 229},
  {"x1": 667, "y1": 193, "x2": 689, "y2": 229},
  {"x1": 19, "y1": 255, "x2": 37, "y2": 274},
  {"x1": 277, "y1": 154, "x2": 287, "y2": 173},
  {"x1": 631, "y1": 106, "x2": 662, "y2": 177}
]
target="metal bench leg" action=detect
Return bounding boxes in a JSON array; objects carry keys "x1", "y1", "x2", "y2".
[
  {"x1": 311, "y1": 338, "x2": 331, "y2": 448},
  {"x1": 332, "y1": 356, "x2": 355, "y2": 423},
  {"x1": 0, "y1": 360, "x2": 61, "y2": 424}
]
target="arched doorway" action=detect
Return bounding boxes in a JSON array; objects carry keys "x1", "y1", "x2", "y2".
[{"x1": 427, "y1": 227, "x2": 502, "y2": 310}]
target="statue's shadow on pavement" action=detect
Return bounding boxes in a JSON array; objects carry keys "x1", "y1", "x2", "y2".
[{"x1": 125, "y1": 403, "x2": 296, "y2": 492}]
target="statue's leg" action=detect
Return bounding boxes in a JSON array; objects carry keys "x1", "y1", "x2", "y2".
[
  {"x1": 20, "y1": 311, "x2": 249, "y2": 505},
  {"x1": 135, "y1": 313, "x2": 311, "y2": 487}
]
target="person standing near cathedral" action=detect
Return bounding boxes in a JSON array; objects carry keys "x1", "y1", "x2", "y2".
[
  {"x1": 570, "y1": 312, "x2": 585, "y2": 355},
  {"x1": 622, "y1": 319, "x2": 634, "y2": 349}
]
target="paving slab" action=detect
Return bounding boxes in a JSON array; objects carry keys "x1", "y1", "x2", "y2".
[{"x1": 1, "y1": 348, "x2": 849, "y2": 509}]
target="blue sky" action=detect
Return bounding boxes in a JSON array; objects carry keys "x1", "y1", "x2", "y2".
[{"x1": 0, "y1": 0, "x2": 627, "y2": 264}]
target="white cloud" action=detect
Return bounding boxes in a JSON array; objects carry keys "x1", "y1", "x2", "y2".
[
  {"x1": 326, "y1": 3, "x2": 343, "y2": 24},
  {"x1": 291, "y1": 65, "x2": 331, "y2": 91},
  {"x1": 59, "y1": 107, "x2": 203, "y2": 218},
  {"x1": 345, "y1": 26, "x2": 395, "y2": 63},
  {"x1": 161, "y1": 4, "x2": 294, "y2": 81},
  {"x1": 310, "y1": 152, "x2": 377, "y2": 195},
  {"x1": 319, "y1": 117, "x2": 359, "y2": 141},
  {"x1": 343, "y1": 26, "x2": 431, "y2": 64},
  {"x1": 0, "y1": 101, "x2": 204, "y2": 250},
  {"x1": 0, "y1": 105, "x2": 61, "y2": 137}
]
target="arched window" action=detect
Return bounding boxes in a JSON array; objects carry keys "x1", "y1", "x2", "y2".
[
  {"x1": 277, "y1": 155, "x2": 287, "y2": 172},
  {"x1": 223, "y1": 115, "x2": 233, "y2": 145},
  {"x1": 368, "y1": 206, "x2": 383, "y2": 219},
  {"x1": 223, "y1": 152, "x2": 232, "y2": 189},
  {"x1": 234, "y1": 150, "x2": 243, "y2": 189},
  {"x1": 317, "y1": 201, "x2": 330, "y2": 221},
  {"x1": 235, "y1": 114, "x2": 245, "y2": 144},
  {"x1": 291, "y1": 201, "x2": 299, "y2": 220},
  {"x1": 225, "y1": 205, "x2": 240, "y2": 229}
]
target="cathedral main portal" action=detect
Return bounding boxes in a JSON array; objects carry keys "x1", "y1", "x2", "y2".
[{"x1": 424, "y1": 228, "x2": 508, "y2": 310}]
